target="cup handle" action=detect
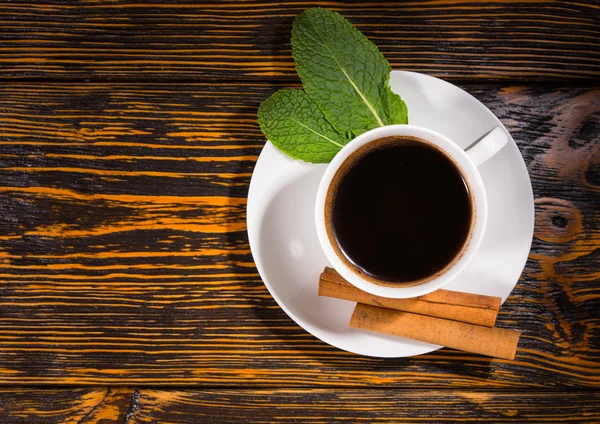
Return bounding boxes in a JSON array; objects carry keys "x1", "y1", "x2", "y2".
[{"x1": 464, "y1": 126, "x2": 509, "y2": 167}]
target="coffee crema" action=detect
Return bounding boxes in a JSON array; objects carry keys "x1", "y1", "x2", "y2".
[{"x1": 325, "y1": 136, "x2": 474, "y2": 286}]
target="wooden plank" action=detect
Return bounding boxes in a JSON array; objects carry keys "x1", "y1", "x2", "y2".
[
  {"x1": 0, "y1": 82, "x2": 598, "y2": 387},
  {"x1": 1, "y1": 1, "x2": 599, "y2": 81},
  {"x1": 0, "y1": 388, "x2": 598, "y2": 423}
]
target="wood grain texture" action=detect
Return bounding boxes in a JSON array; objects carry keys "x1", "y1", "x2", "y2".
[
  {"x1": 0, "y1": 388, "x2": 133, "y2": 423},
  {"x1": 0, "y1": 388, "x2": 598, "y2": 423},
  {"x1": 0, "y1": 82, "x2": 597, "y2": 387},
  {"x1": 1, "y1": 0, "x2": 599, "y2": 81}
]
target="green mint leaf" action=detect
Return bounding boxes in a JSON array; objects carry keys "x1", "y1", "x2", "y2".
[
  {"x1": 292, "y1": 8, "x2": 408, "y2": 135},
  {"x1": 381, "y1": 80, "x2": 409, "y2": 125},
  {"x1": 257, "y1": 89, "x2": 347, "y2": 163}
]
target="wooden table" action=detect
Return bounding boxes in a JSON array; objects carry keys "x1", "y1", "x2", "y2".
[{"x1": 0, "y1": 1, "x2": 598, "y2": 422}]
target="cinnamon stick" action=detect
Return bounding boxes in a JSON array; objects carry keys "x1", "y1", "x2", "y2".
[
  {"x1": 319, "y1": 267, "x2": 501, "y2": 327},
  {"x1": 350, "y1": 303, "x2": 520, "y2": 360}
]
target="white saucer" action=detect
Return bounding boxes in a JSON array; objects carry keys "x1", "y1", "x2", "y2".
[{"x1": 247, "y1": 71, "x2": 534, "y2": 357}]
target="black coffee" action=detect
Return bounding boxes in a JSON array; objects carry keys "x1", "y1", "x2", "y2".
[{"x1": 327, "y1": 136, "x2": 473, "y2": 284}]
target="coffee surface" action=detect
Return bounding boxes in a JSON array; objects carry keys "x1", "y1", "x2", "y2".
[{"x1": 329, "y1": 137, "x2": 473, "y2": 283}]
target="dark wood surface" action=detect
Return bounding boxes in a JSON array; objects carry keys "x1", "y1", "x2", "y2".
[
  {"x1": 1, "y1": 1, "x2": 599, "y2": 81},
  {"x1": 0, "y1": 0, "x2": 599, "y2": 421},
  {"x1": 0, "y1": 388, "x2": 599, "y2": 423}
]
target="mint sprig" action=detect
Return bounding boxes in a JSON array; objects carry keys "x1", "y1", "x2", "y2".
[{"x1": 258, "y1": 8, "x2": 408, "y2": 163}]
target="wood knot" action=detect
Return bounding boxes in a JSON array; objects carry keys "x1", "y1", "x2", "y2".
[
  {"x1": 535, "y1": 198, "x2": 582, "y2": 243},
  {"x1": 551, "y1": 216, "x2": 568, "y2": 229}
]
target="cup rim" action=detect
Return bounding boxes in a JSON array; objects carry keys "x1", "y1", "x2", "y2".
[{"x1": 315, "y1": 124, "x2": 488, "y2": 299}]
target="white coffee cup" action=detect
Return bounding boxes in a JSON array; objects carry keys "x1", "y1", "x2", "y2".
[{"x1": 315, "y1": 125, "x2": 509, "y2": 299}]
